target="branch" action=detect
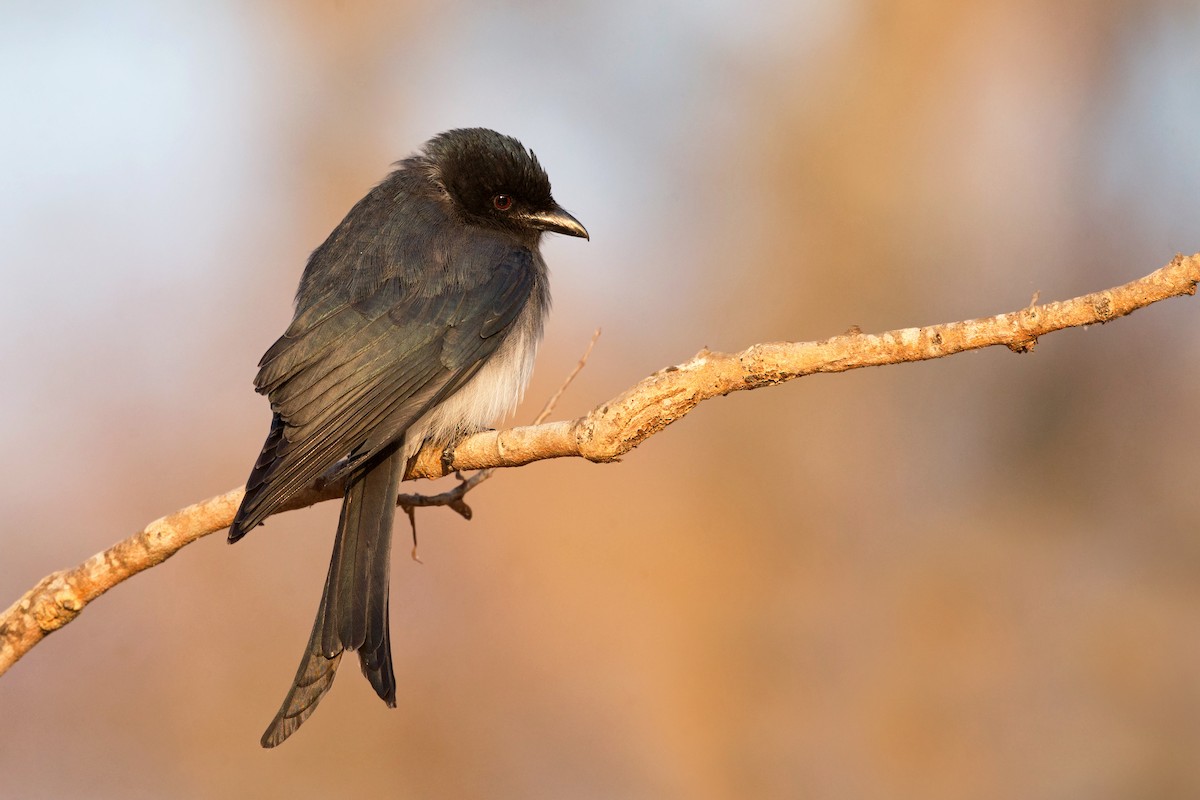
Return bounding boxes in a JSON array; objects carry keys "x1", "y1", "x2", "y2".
[{"x1": 2, "y1": 253, "x2": 1196, "y2": 677}]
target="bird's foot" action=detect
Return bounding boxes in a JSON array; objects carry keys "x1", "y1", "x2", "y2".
[{"x1": 439, "y1": 428, "x2": 494, "y2": 475}]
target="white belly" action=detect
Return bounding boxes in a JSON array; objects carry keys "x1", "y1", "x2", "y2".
[{"x1": 399, "y1": 302, "x2": 542, "y2": 462}]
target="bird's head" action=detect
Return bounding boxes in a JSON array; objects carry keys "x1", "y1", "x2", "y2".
[{"x1": 425, "y1": 128, "x2": 589, "y2": 243}]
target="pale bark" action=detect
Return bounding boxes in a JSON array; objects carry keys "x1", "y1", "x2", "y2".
[{"x1": 2, "y1": 253, "x2": 1196, "y2": 677}]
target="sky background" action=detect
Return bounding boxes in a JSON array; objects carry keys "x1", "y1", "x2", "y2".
[{"x1": 3, "y1": 1, "x2": 1200, "y2": 798}]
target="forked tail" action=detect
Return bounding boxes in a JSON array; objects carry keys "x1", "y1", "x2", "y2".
[{"x1": 260, "y1": 446, "x2": 403, "y2": 747}]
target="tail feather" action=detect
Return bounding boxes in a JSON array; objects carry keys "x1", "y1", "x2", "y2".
[
  {"x1": 259, "y1": 583, "x2": 343, "y2": 747},
  {"x1": 259, "y1": 446, "x2": 403, "y2": 748}
]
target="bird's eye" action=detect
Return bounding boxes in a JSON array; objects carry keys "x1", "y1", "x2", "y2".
[{"x1": 492, "y1": 194, "x2": 514, "y2": 211}]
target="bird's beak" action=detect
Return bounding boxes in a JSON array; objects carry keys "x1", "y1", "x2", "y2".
[{"x1": 524, "y1": 206, "x2": 589, "y2": 240}]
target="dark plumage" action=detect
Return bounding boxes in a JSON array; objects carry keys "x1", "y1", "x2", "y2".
[{"x1": 229, "y1": 128, "x2": 587, "y2": 747}]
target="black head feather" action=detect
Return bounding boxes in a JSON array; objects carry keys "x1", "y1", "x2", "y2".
[{"x1": 423, "y1": 128, "x2": 559, "y2": 234}]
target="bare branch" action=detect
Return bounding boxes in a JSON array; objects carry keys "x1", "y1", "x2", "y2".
[
  {"x1": 407, "y1": 253, "x2": 1199, "y2": 475},
  {"x1": 2, "y1": 253, "x2": 1196, "y2": 677}
]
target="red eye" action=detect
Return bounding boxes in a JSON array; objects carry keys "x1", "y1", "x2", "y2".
[{"x1": 492, "y1": 194, "x2": 513, "y2": 211}]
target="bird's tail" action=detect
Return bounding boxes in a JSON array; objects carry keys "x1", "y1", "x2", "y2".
[{"x1": 259, "y1": 446, "x2": 403, "y2": 748}]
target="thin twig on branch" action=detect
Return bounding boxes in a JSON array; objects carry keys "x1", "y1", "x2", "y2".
[{"x1": 2, "y1": 253, "x2": 1197, "y2": 677}]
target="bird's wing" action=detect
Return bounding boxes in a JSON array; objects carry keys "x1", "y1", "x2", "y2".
[{"x1": 233, "y1": 246, "x2": 537, "y2": 533}]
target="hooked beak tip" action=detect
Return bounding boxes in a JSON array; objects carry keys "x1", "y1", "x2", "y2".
[{"x1": 528, "y1": 206, "x2": 589, "y2": 240}]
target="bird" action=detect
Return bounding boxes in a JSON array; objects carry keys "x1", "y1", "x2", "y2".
[{"x1": 227, "y1": 128, "x2": 588, "y2": 747}]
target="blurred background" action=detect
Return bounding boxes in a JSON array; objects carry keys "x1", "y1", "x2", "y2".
[{"x1": 2, "y1": 1, "x2": 1199, "y2": 797}]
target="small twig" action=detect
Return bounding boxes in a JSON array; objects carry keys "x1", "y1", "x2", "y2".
[
  {"x1": 534, "y1": 327, "x2": 602, "y2": 425},
  {"x1": 403, "y1": 505, "x2": 422, "y2": 563}
]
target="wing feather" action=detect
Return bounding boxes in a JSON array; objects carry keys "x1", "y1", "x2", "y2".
[{"x1": 234, "y1": 247, "x2": 539, "y2": 532}]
